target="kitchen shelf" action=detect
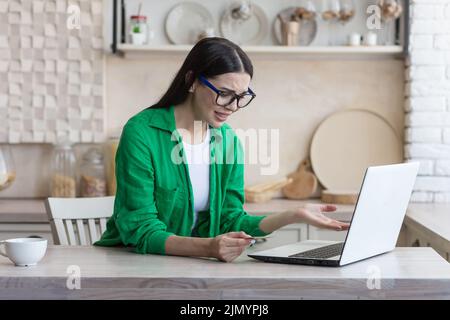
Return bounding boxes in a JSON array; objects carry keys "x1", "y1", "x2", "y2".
[{"x1": 116, "y1": 44, "x2": 405, "y2": 60}]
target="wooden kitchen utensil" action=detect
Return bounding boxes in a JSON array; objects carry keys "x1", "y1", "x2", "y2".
[
  {"x1": 282, "y1": 158, "x2": 318, "y2": 199},
  {"x1": 245, "y1": 177, "x2": 293, "y2": 203},
  {"x1": 321, "y1": 189, "x2": 359, "y2": 205}
]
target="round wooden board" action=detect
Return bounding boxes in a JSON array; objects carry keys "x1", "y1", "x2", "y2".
[{"x1": 310, "y1": 109, "x2": 403, "y2": 190}]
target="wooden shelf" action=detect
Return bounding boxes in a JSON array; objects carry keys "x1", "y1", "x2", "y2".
[{"x1": 117, "y1": 44, "x2": 404, "y2": 60}]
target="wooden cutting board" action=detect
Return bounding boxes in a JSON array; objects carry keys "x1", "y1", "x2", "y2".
[
  {"x1": 310, "y1": 109, "x2": 403, "y2": 190},
  {"x1": 282, "y1": 158, "x2": 318, "y2": 199},
  {"x1": 245, "y1": 177, "x2": 293, "y2": 203},
  {"x1": 321, "y1": 189, "x2": 359, "y2": 205}
]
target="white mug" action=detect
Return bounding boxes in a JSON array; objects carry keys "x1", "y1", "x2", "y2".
[
  {"x1": 348, "y1": 32, "x2": 361, "y2": 46},
  {"x1": 364, "y1": 32, "x2": 377, "y2": 46},
  {"x1": 0, "y1": 238, "x2": 47, "y2": 267}
]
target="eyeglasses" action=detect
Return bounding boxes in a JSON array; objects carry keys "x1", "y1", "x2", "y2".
[{"x1": 198, "y1": 75, "x2": 256, "y2": 109}]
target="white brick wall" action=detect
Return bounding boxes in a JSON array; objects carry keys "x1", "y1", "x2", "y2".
[
  {"x1": 405, "y1": 97, "x2": 446, "y2": 111},
  {"x1": 406, "y1": 0, "x2": 450, "y2": 202},
  {"x1": 411, "y1": 191, "x2": 434, "y2": 202},
  {"x1": 405, "y1": 127, "x2": 441, "y2": 143},
  {"x1": 435, "y1": 193, "x2": 450, "y2": 202},
  {"x1": 436, "y1": 160, "x2": 450, "y2": 175}
]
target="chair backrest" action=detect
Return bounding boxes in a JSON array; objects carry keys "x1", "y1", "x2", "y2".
[{"x1": 45, "y1": 196, "x2": 115, "y2": 245}]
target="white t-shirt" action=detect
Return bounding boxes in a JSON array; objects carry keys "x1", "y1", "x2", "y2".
[{"x1": 182, "y1": 128, "x2": 210, "y2": 231}]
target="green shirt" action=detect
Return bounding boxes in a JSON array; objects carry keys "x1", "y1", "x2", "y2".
[{"x1": 94, "y1": 105, "x2": 269, "y2": 255}]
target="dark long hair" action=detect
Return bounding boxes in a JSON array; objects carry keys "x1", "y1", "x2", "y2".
[{"x1": 149, "y1": 37, "x2": 254, "y2": 109}]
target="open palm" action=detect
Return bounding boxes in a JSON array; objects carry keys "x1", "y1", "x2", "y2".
[{"x1": 294, "y1": 203, "x2": 350, "y2": 231}]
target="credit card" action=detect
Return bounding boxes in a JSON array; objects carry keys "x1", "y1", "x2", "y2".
[{"x1": 247, "y1": 236, "x2": 271, "y2": 240}]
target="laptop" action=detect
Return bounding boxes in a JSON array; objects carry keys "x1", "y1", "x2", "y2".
[{"x1": 248, "y1": 162, "x2": 420, "y2": 267}]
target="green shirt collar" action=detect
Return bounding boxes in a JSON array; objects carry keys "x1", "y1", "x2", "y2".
[
  {"x1": 148, "y1": 105, "x2": 223, "y2": 143},
  {"x1": 147, "y1": 105, "x2": 177, "y2": 132}
]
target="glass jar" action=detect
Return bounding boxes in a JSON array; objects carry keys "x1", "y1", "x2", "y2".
[
  {"x1": 0, "y1": 145, "x2": 16, "y2": 192},
  {"x1": 104, "y1": 136, "x2": 119, "y2": 196},
  {"x1": 129, "y1": 15, "x2": 149, "y2": 45},
  {"x1": 50, "y1": 142, "x2": 77, "y2": 198},
  {"x1": 79, "y1": 147, "x2": 107, "y2": 197}
]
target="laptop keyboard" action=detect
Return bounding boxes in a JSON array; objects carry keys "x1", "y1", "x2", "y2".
[{"x1": 289, "y1": 242, "x2": 344, "y2": 259}]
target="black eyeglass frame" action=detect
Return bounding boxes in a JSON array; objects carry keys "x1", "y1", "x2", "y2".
[{"x1": 198, "y1": 75, "x2": 256, "y2": 109}]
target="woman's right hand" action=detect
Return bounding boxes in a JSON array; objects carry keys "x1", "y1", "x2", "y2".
[{"x1": 209, "y1": 231, "x2": 253, "y2": 262}]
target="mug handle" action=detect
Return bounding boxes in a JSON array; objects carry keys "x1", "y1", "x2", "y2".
[{"x1": 0, "y1": 241, "x2": 7, "y2": 257}]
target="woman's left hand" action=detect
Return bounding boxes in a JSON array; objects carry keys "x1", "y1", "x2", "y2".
[{"x1": 291, "y1": 203, "x2": 350, "y2": 231}]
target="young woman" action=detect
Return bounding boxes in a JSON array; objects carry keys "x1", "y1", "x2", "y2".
[{"x1": 95, "y1": 37, "x2": 349, "y2": 262}]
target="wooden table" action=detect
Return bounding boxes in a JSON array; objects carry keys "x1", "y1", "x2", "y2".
[
  {"x1": 0, "y1": 246, "x2": 449, "y2": 300},
  {"x1": 403, "y1": 203, "x2": 450, "y2": 258}
]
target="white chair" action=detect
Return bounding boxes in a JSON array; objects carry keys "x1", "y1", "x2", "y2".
[{"x1": 45, "y1": 196, "x2": 115, "y2": 245}]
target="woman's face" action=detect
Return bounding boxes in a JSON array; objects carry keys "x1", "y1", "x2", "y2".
[{"x1": 191, "y1": 72, "x2": 251, "y2": 128}]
